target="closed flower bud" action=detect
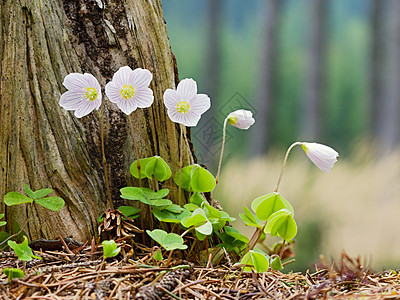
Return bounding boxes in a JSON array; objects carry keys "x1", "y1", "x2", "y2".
[
  {"x1": 301, "y1": 142, "x2": 339, "y2": 172},
  {"x1": 227, "y1": 109, "x2": 255, "y2": 130}
]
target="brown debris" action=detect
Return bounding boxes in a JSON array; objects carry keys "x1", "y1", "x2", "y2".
[
  {"x1": 135, "y1": 266, "x2": 193, "y2": 299},
  {"x1": 29, "y1": 236, "x2": 84, "y2": 252},
  {"x1": 98, "y1": 209, "x2": 143, "y2": 240},
  {"x1": 0, "y1": 246, "x2": 399, "y2": 299}
]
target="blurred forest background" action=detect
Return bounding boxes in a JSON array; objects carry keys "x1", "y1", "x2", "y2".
[{"x1": 161, "y1": 0, "x2": 400, "y2": 272}]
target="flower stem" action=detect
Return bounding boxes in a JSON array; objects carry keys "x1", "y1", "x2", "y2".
[
  {"x1": 128, "y1": 117, "x2": 142, "y2": 187},
  {"x1": 128, "y1": 116, "x2": 145, "y2": 241},
  {"x1": 240, "y1": 223, "x2": 266, "y2": 260},
  {"x1": 180, "y1": 226, "x2": 195, "y2": 238},
  {"x1": 274, "y1": 142, "x2": 301, "y2": 193},
  {"x1": 101, "y1": 103, "x2": 113, "y2": 210},
  {"x1": 178, "y1": 124, "x2": 184, "y2": 205},
  {"x1": 166, "y1": 250, "x2": 174, "y2": 265},
  {"x1": 211, "y1": 118, "x2": 228, "y2": 204},
  {"x1": 279, "y1": 239, "x2": 286, "y2": 259}
]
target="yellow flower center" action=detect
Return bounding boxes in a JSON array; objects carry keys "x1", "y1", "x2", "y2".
[
  {"x1": 301, "y1": 144, "x2": 309, "y2": 154},
  {"x1": 85, "y1": 87, "x2": 98, "y2": 101},
  {"x1": 227, "y1": 116, "x2": 238, "y2": 125},
  {"x1": 177, "y1": 101, "x2": 190, "y2": 114},
  {"x1": 121, "y1": 85, "x2": 135, "y2": 99}
]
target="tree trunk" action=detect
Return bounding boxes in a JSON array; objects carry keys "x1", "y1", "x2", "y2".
[
  {"x1": 0, "y1": 0, "x2": 195, "y2": 241},
  {"x1": 251, "y1": 0, "x2": 281, "y2": 156},
  {"x1": 370, "y1": 0, "x2": 400, "y2": 150},
  {"x1": 201, "y1": 0, "x2": 222, "y2": 167},
  {"x1": 370, "y1": 0, "x2": 383, "y2": 140},
  {"x1": 300, "y1": 0, "x2": 326, "y2": 140}
]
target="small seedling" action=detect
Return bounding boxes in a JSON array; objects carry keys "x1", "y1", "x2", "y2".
[
  {"x1": 270, "y1": 255, "x2": 284, "y2": 271},
  {"x1": 146, "y1": 229, "x2": 187, "y2": 251},
  {"x1": 147, "y1": 229, "x2": 188, "y2": 265},
  {"x1": 3, "y1": 268, "x2": 24, "y2": 283},
  {"x1": 8, "y1": 236, "x2": 41, "y2": 261},
  {"x1": 239, "y1": 248, "x2": 270, "y2": 273},
  {"x1": 102, "y1": 240, "x2": 121, "y2": 259},
  {"x1": 153, "y1": 248, "x2": 163, "y2": 262}
]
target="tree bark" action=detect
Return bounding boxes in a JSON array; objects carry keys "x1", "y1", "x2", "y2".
[{"x1": 0, "y1": 0, "x2": 195, "y2": 241}]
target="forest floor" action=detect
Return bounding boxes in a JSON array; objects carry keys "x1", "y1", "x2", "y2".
[{"x1": 0, "y1": 240, "x2": 399, "y2": 300}]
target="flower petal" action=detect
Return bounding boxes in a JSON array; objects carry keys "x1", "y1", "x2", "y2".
[
  {"x1": 84, "y1": 74, "x2": 102, "y2": 100},
  {"x1": 106, "y1": 66, "x2": 154, "y2": 115},
  {"x1": 237, "y1": 118, "x2": 255, "y2": 129},
  {"x1": 134, "y1": 88, "x2": 154, "y2": 108},
  {"x1": 164, "y1": 78, "x2": 210, "y2": 126},
  {"x1": 132, "y1": 68, "x2": 153, "y2": 88},
  {"x1": 112, "y1": 66, "x2": 134, "y2": 87},
  {"x1": 182, "y1": 110, "x2": 201, "y2": 127},
  {"x1": 63, "y1": 73, "x2": 89, "y2": 91},
  {"x1": 189, "y1": 94, "x2": 211, "y2": 115},
  {"x1": 60, "y1": 72, "x2": 101, "y2": 118},
  {"x1": 177, "y1": 78, "x2": 197, "y2": 100},
  {"x1": 120, "y1": 99, "x2": 138, "y2": 115},
  {"x1": 105, "y1": 81, "x2": 124, "y2": 104},
  {"x1": 163, "y1": 89, "x2": 180, "y2": 109},
  {"x1": 60, "y1": 91, "x2": 86, "y2": 110},
  {"x1": 167, "y1": 109, "x2": 184, "y2": 124},
  {"x1": 74, "y1": 101, "x2": 96, "y2": 118}
]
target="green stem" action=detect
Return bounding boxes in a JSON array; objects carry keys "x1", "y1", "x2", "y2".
[
  {"x1": 180, "y1": 226, "x2": 195, "y2": 238},
  {"x1": 240, "y1": 223, "x2": 266, "y2": 261},
  {"x1": 101, "y1": 103, "x2": 113, "y2": 210},
  {"x1": 211, "y1": 118, "x2": 228, "y2": 204},
  {"x1": 274, "y1": 142, "x2": 301, "y2": 193},
  {"x1": 140, "y1": 202, "x2": 146, "y2": 244},
  {"x1": 239, "y1": 142, "x2": 300, "y2": 261},
  {"x1": 128, "y1": 117, "x2": 142, "y2": 188}
]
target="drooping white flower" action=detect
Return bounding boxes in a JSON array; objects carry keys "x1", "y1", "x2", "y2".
[
  {"x1": 227, "y1": 109, "x2": 255, "y2": 130},
  {"x1": 163, "y1": 78, "x2": 210, "y2": 127},
  {"x1": 301, "y1": 142, "x2": 339, "y2": 172},
  {"x1": 105, "y1": 66, "x2": 154, "y2": 115},
  {"x1": 59, "y1": 73, "x2": 102, "y2": 118}
]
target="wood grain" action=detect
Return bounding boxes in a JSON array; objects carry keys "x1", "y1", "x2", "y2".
[{"x1": 0, "y1": 0, "x2": 195, "y2": 241}]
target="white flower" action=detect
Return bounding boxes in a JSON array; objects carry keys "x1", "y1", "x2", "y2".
[
  {"x1": 227, "y1": 109, "x2": 255, "y2": 129},
  {"x1": 105, "y1": 66, "x2": 154, "y2": 115},
  {"x1": 301, "y1": 142, "x2": 339, "y2": 172},
  {"x1": 59, "y1": 73, "x2": 102, "y2": 118},
  {"x1": 163, "y1": 78, "x2": 211, "y2": 127}
]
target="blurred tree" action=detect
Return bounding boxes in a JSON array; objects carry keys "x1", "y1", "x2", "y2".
[
  {"x1": 300, "y1": 0, "x2": 327, "y2": 140},
  {"x1": 370, "y1": 0, "x2": 400, "y2": 150},
  {"x1": 251, "y1": 0, "x2": 282, "y2": 155},
  {"x1": 202, "y1": 0, "x2": 223, "y2": 166},
  {"x1": 0, "y1": 0, "x2": 195, "y2": 241},
  {"x1": 370, "y1": 0, "x2": 383, "y2": 144}
]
